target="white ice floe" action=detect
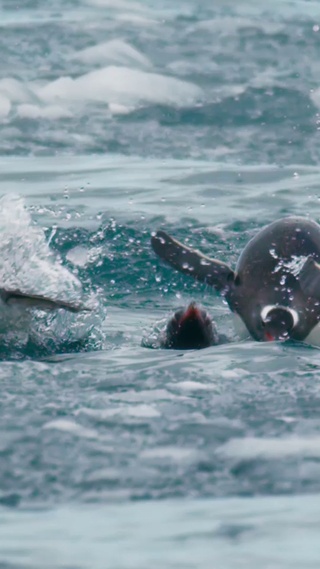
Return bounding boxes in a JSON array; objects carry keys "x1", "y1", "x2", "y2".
[
  {"x1": 36, "y1": 66, "x2": 202, "y2": 107},
  {"x1": 16, "y1": 103, "x2": 73, "y2": 120}
]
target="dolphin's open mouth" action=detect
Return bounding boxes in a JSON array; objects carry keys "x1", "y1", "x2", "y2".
[{"x1": 178, "y1": 302, "x2": 204, "y2": 326}]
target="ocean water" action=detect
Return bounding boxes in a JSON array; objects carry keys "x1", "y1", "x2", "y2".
[{"x1": 1, "y1": 0, "x2": 320, "y2": 567}]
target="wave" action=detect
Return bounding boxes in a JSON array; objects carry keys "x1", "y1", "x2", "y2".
[{"x1": 121, "y1": 86, "x2": 316, "y2": 127}]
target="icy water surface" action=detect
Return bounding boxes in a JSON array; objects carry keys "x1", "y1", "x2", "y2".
[{"x1": 2, "y1": 0, "x2": 320, "y2": 567}]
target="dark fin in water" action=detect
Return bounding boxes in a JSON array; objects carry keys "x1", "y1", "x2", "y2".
[
  {"x1": 162, "y1": 302, "x2": 219, "y2": 350},
  {"x1": 0, "y1": 289, "x2": 91, "y2": 313},
  {"x1": 299, "y1": 256, "x2": 320, "y2": 300},
  {"x1": 151, "y1": 230, "x2": 234, "y2": 293}
]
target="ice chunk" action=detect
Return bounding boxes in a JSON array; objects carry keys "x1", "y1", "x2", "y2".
[
  {"x1": 37, "y1": 66, "x2": 202, "y2": 107},
  {"x1": 72, "y1": 39, "x2": 151, "y2": 68},
  {"x1": 17, "y1": 103, "x2": 73, "y2": 120}
]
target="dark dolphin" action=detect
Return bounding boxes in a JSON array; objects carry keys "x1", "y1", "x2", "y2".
[
  {"x1": 161, "y1": 302, "x2": 219, "y2": 350},
  {"x1": 151, "y1": 217, "x2": 320, "y2": 343}
]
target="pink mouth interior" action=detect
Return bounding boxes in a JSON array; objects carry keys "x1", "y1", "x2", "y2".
[{"x1": 179, "y1": 305, "x2": 202, "y2": 326}]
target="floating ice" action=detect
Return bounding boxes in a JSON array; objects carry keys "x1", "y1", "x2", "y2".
[
  {"x1": 36, "y1": 66, "x2": 202, "y2": 107},
  {"x1": 17, "y1": 103, "x2": 73, "y2": 120}
]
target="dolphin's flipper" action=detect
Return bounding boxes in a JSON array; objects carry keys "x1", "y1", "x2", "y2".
[
  {"x1": 299, "y1": 256, "x2": 320, "y2": 300},
  {"x1": 0, "y1": 289, "x2": 91, "y2": 313},
  {"x1": 151, "y1": 230, "x2": 234, "y2": 293}
]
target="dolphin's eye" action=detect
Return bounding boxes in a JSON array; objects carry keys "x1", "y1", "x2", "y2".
[{"x1": 234, "y1": 275, "x2": 241, "y2": 286}]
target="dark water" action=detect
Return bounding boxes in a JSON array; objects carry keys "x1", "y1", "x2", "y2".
[{"x1": 1, "y1": 1, "x2": 320, "y2": 567}]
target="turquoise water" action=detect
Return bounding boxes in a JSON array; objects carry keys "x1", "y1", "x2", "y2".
[{"x1": 2, "y1": 1, "x2": 320, "y2": 567}]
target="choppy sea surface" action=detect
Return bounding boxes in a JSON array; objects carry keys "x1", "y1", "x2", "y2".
[{"x1": 2, "y1": 0, "x2": 320, "y2": 567}]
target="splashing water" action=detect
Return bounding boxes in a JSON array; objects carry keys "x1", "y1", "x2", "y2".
[{"x1": 0, "y1": 195, "x2": 102, "y2": 353}]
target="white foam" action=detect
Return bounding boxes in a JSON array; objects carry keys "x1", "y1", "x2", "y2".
[
  {"x1": 66, "y1": 245, "x2": 105, "y2": 267},
  {"x1": 36, "y1": 66, "x2": 202, "y2": 107},
  {"x1": 72, "y1": 39, "x2": 151, "y2": 68},
  {"x1": 0, "y1": 195, "x2": 81, "y2": 298},
  {"x1": 217, "y1": 435, "x2": 320, "y2": 460}
]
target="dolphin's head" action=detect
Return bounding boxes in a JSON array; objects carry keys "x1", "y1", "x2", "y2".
[
  {"x1": 163, "y1": 302, "x2": 218, "y2": 349},
  {"x1": 227, "y1": 274, "x2": 318, "y2": 342}
]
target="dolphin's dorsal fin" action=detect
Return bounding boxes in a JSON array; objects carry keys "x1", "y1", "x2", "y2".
[
  {"x1": 0, "y1": 289, "x2": 91, "y2": 313},
  {"x1": 299, "y1": 256, "x2": 320, "y2": 299},
  {"x1": 151, "y1": 230, "x2": 234, "y2": 293}
]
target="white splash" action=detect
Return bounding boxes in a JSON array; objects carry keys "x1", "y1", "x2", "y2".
[
  {"x1": 0, "y1": 194, "x2": 81, "y2": 297},
  {"x1": 0, "y1": 195, "x2": 95, "y2": 345},
  {"x1": 274, "y1": 255, "x2": 308, "y2": 276}
]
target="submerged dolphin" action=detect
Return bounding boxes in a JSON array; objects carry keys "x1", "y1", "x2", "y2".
[
  {"x1": 151, "y1": 216, "x2": 320, "y2": 345},
  {"x1": 0, "y1": 288, "x2": 90, "y2": 313}
]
